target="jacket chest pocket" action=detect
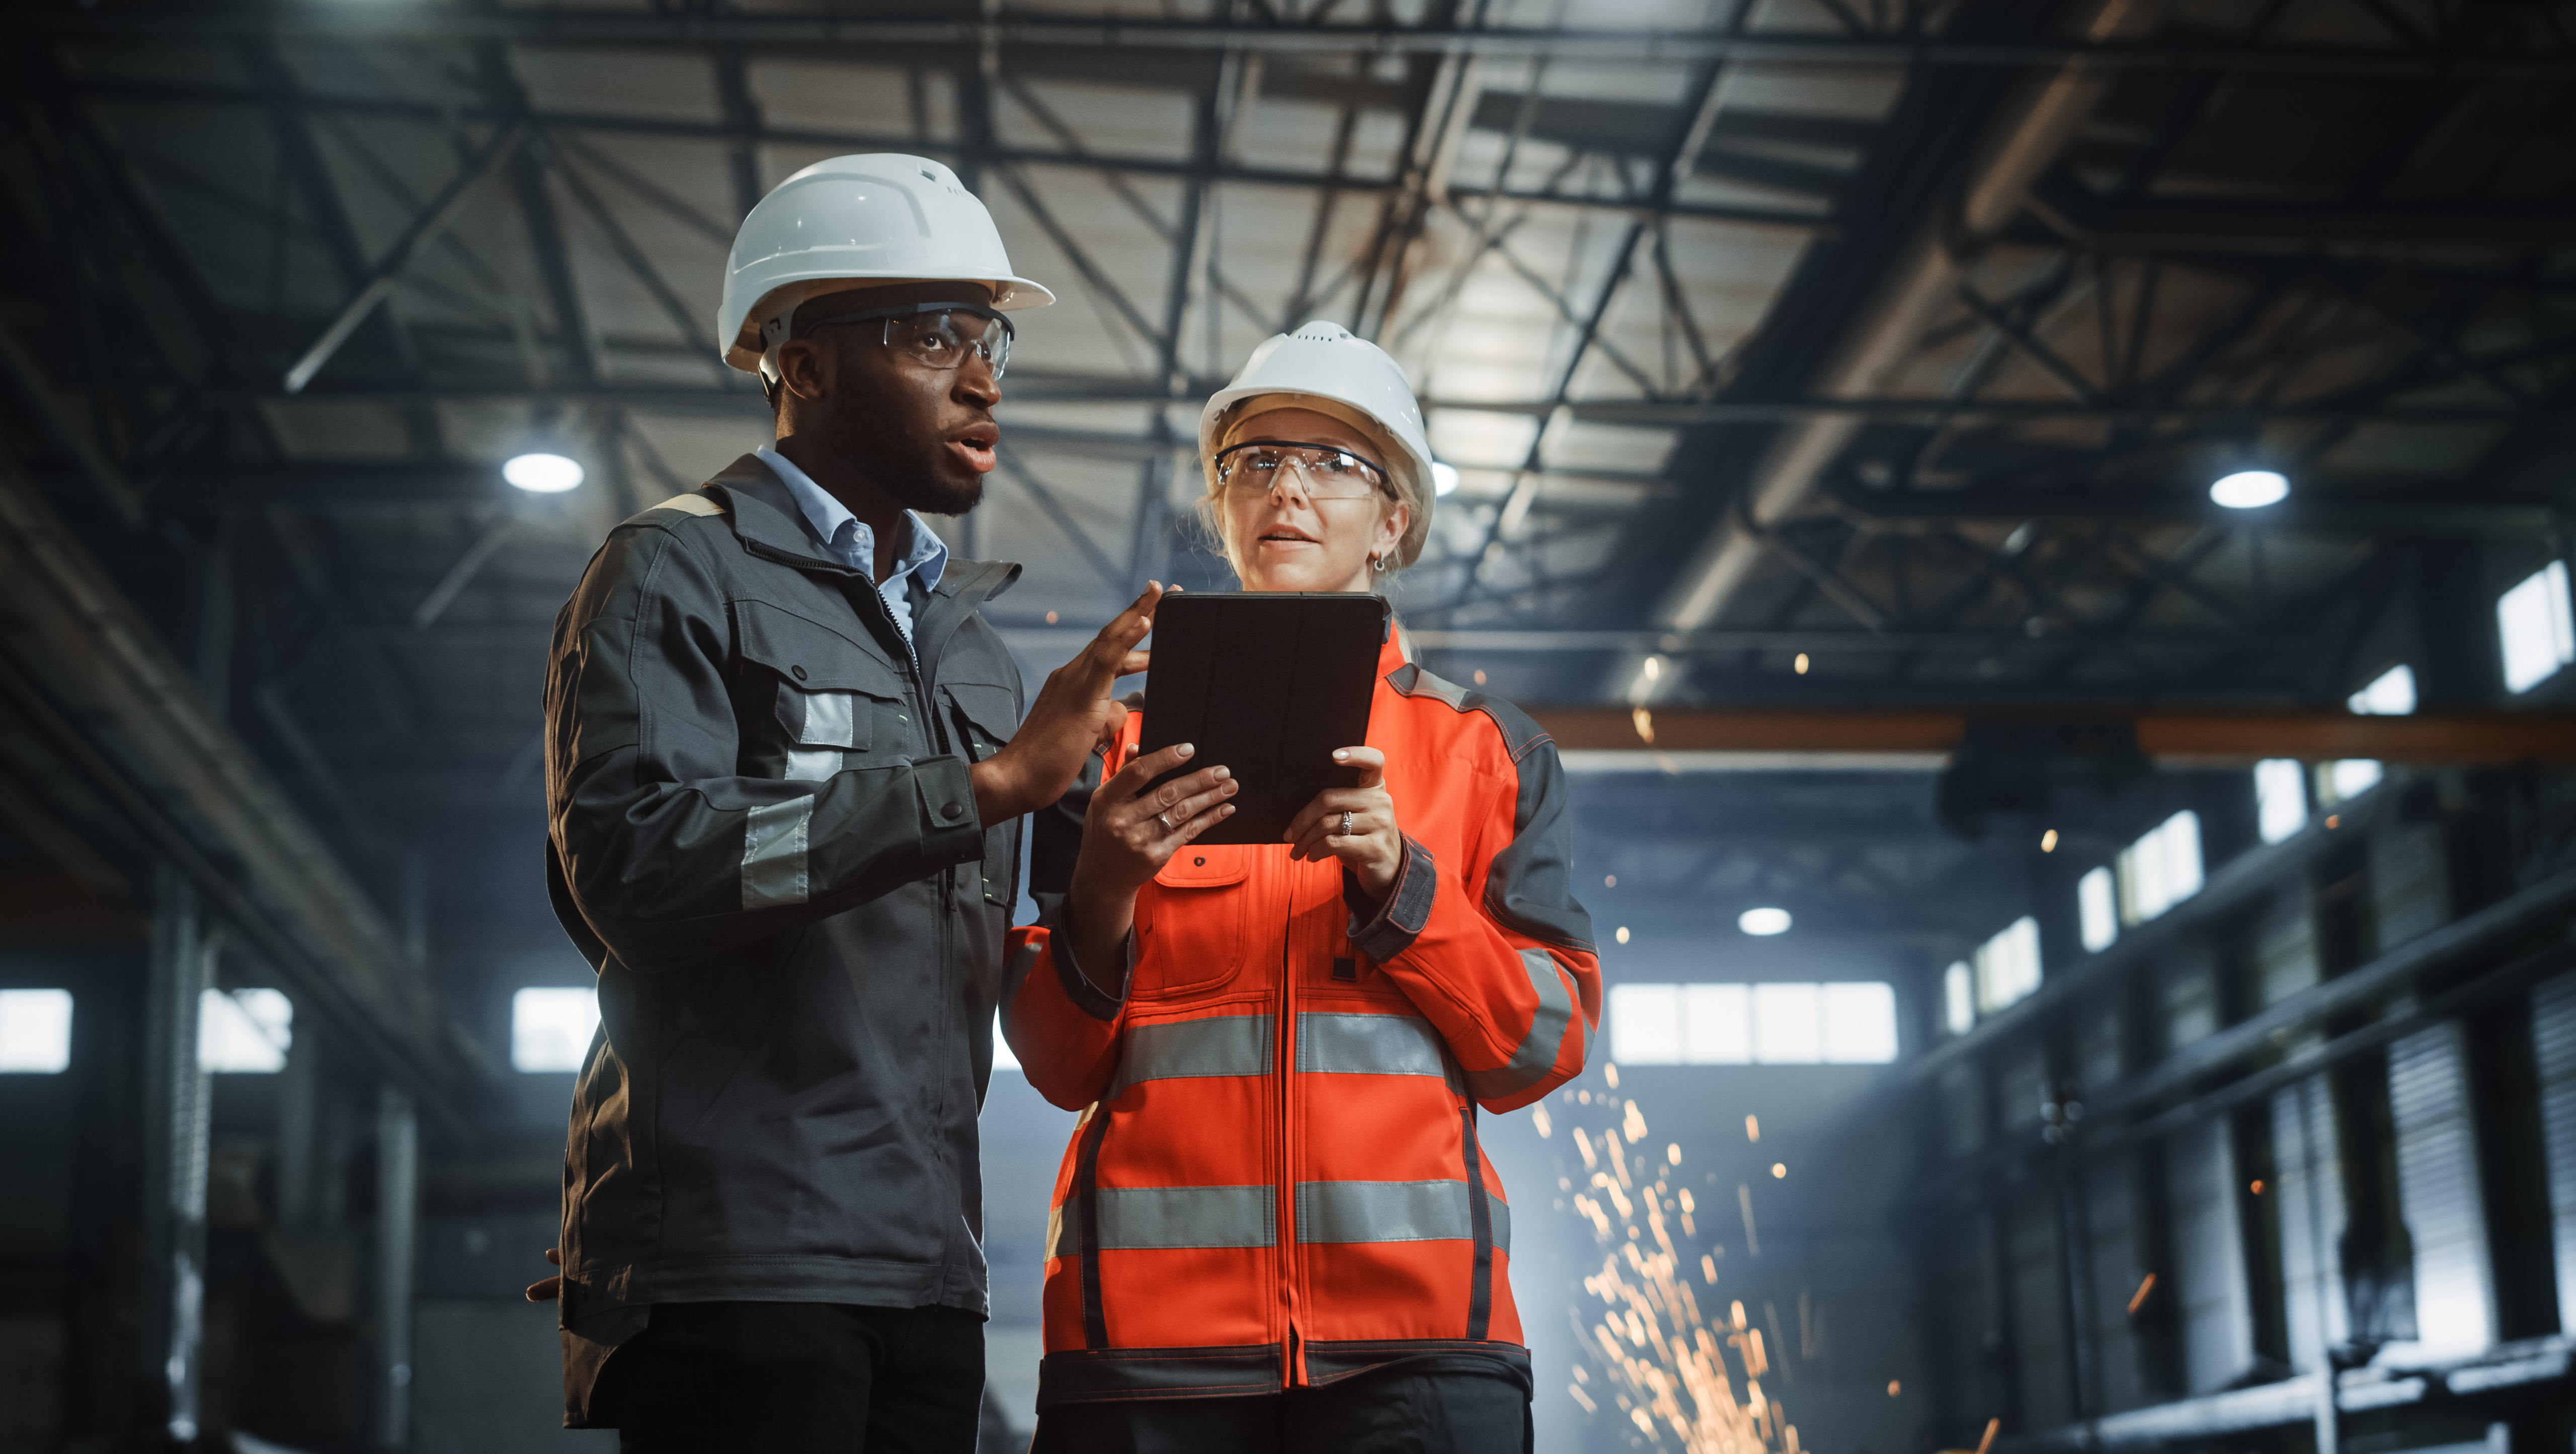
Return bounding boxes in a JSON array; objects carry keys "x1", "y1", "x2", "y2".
[
  {"x1": 736, "y1": 601, "x2": 911, "y2": 781},
  {"x1": 1134, "y1": 848, "x2": 1258, "y2": 999},
  {"x1": 943, "y1": 680, "x2": 1023, "y2": 906},
  {"x1": 942, "y1": 681, "x2": 1018, "y2": 765}
]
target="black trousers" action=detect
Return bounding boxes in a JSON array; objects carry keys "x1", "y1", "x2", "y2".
[
  {"x1": 1029, "y1": 1365, "x2": 1531, "y2": 1454},
  {"x1": 593, "y1": 1300, "x2": 986, "y2": 1453}
]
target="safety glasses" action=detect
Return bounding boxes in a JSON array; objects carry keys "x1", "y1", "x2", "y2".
[
  {"x1": 796, "y1": 300, "x2": 1014, "y2": 379},
  {"x1": 1212, "y1": 439, "x2": 1393, "y2": 500}
]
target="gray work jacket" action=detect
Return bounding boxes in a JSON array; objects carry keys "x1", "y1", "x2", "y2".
[{"x1": 541, "y1": 455, "x2": 1025, "y2": 1423}]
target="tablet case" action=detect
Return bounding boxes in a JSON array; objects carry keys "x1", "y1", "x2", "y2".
[{"x1": 1137, "y1": 592, "x2": 1391, "y2": 846}]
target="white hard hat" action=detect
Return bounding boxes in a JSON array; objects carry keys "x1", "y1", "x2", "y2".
[
  {"x1": 717, "y1": 154, "x2": 1053, "y2": 374},
  {"x1": 1198, "y1": 321, "x2": 1436, "y2": 566}
]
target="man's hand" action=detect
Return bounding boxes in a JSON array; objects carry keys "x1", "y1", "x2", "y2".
[
  {"x1": 525, "y1": 1246, "x2": 562, "y2": 1303},
  {"x1": 971, "y1": 584, "x2": 1161, "y2": 824}
]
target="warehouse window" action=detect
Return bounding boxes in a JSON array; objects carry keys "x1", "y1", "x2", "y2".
[
  {"x1": 0, "y1": 989, "x2": 74, "y2": 1074},
  {"x1": 2322, "y1": 663, "x2": 2414, "y2": 803},
  {"x1": 2349, "y1": 663, "x2": 2417, "y2": 716},
  {"x1": 1608, "y1": 982, "x2": 1896, "y2": 1065},
  {"x1": 199, "y1": 988, "x2": 291, "y2": 1073},
  {"x1": 1973, "y1": 917, "x2": 2043, "y2": 1016},
  {"x1": 2255, "y1": 758, "x2": 2308, "y2": 844},
  {"x1": 2078, "y1": 867, "x2": 2119, "y2": 952},
  {"x1": 1943, "y1": 964, "x2": 1974, "y2": 1036},
  {"x1": 512, "y1": 987, "x2": 600, "y2": 1073},
  {"x1": 2117, "y1": 810, "x2": 2203, "y2": 926},
  {"x1": 2499, "y1": 560, "x2": 2574, "y2": 693}
]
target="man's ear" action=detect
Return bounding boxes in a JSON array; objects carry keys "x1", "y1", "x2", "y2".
[{"x1": 775, "y1": 338, "x2": 831, "y2": 407}]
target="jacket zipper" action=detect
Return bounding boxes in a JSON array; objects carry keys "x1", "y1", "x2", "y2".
[{"x1": 1276, "y1": 868, "x2": 1303, "y2": 1388}]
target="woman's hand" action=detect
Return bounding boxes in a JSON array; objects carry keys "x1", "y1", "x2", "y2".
[
  {"x1": 1064, "y1": 744, "x2": 1237, "y2": 986},
  {"x1": 1283, "y1": 746, "x2": 1401, "y2": 903}
]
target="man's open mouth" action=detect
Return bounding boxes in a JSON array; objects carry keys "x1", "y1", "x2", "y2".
[{"x1": 948, "y1": 424, "x2": 999, "y2": 473}]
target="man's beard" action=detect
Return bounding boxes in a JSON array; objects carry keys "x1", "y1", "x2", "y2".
[{"x1": 891, "y1": 473, "x2": 984, "y2": 518}]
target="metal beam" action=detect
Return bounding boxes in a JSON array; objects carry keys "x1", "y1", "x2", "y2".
[
  {"x1": 282, "y1": 121, "x2": 528, "y2": 393},
  {"x1": 1824, "y1": 481, "x2": 2564, "y2": 534},
  {"x1": 2025, "y1": 172, "x2": 2576, "y2": 250},
  {"x1": 217, "y1": 378, "x2": 2574, "y2": 427},
  {"x1": 16, "y1": 10, "x2": 2576, "y2": 76},
  {"x1": 1525, "y1": 704, "x2": 2576, "y2": 760},
  {"x1": 62, "y1": 74, "x2": 1834, "y2": 232}
]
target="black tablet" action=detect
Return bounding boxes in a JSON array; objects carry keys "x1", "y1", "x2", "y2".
[{"x1": 1137, "y1": 591, "x2": 1392, "y2": 846}]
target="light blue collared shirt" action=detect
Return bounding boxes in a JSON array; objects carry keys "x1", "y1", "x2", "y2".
[{"x1": 757, "y1": 447, "x2": 949, "y2": 649}]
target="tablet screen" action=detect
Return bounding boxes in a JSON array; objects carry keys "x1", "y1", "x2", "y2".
[{"x1": 1136, "y1": 592, "x2": 1390, "y2": 846}]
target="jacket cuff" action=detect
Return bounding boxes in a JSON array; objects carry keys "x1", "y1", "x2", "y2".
[
  {"x1": 1345, "y1": 835, "x2": 1436, "y2": 964},
  {"x1": 912, "y1": 755, "x2": 985, "y2": 864},
  {"x1": 1053, "y1": 902, "x2": 1131, "y2": 1022}
]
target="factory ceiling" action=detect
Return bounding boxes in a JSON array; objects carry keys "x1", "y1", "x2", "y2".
[{"x1": 0, "y1": 0, "x2": 2570, "y2": 970}]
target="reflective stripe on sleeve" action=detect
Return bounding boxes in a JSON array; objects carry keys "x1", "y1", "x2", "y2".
[
  {"x1": 1109, "y1": 1013, "x2": 1273, "y2": 1099},
  {"x1": 1295, "y1": 1013, "x2": 1447, "y2": 1078},
  {"x1": 740, "y1": 796, "x2": 813, "y2": 908},
  {"x1": 1050, "y1": 1184, "x2": 1278, "y2": 1255},
  {"x1": 1464, "y1": 947, "x2": 1572, "y2": 1101}
]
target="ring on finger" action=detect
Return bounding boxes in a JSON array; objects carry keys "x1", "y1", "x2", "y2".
[
  {"x1": 1157, "y1": 810, "x2": 1176, "y2": 832},
  {"x1": 1339, "y1": 810, "x2": 1353, "y2": 836}
]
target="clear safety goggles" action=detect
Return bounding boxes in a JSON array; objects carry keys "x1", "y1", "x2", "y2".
[
  {"x1": 1212, "y1": 439, "x2": 1393, "y2": 500},
  {"x1": 795, "y1": 299, "x2": 1014, "y2": 379}
]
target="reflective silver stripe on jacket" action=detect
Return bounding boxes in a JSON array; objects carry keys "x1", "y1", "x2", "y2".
[
  {"x1": 1464, "y1": 948, "x2": 1573, "y2": 1101},
  {"x1": 1108, "y1": 1013, "x2": 1273, "y2": 1099},
  {"x1": 785, "y1": 689, "x2": 862, "y2": 781},
  {"x1": 1295, "y1": 1179, "x2": 1509, "y2": 1252},
  {"x1": 1048, "y1": 1184, "x2": 1278, "y2": 1255},
  {"x1": 740, "y1": 796, "x2": 812, "y2": 908},
  {"x1": 1295, "y1": 1013, "x2": 1448, "y2": 1079}
]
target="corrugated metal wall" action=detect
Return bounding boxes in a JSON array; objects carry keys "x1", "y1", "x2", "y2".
[
  {"x1": 2386, "y1": 1019, "x2": 2498, "y2": 1356},
  {"x1": 2164, "y1": 1116, "x2": 2253, "y2": 1393},
  {"x1": 2532, "y1": 970, "x2": 2576, "y2": 1336},
  {"x1": 2269, "y1": 1074, "x2": 2348, "y2": 1372}
]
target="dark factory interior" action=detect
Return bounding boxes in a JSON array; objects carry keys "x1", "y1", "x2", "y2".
[{"x1": 2, "y1": 0, "x2": 2573, "y2": 1450}]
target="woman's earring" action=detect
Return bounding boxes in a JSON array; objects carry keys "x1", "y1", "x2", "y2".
[{"x1": 1371, "y1": 553, "x2": 1388, "y2": 574}]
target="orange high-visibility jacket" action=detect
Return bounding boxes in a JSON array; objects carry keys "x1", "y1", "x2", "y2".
[{"x1": 1002, "y1": 633, "x2": 1601, "y2": 1410}]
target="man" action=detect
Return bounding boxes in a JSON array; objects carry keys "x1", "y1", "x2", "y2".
[{"x1": 536, "y1": 154, "x2": 1154, "y2": 1451}]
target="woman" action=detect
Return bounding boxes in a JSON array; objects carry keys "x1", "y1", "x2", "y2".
[{"x1": 1003, "y1": 322, "x2": 1600, "y2": 1453}]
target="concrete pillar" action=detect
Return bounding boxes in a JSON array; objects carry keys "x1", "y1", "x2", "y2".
[
  {"x1": 139, "y1": 867, "x2": 215, "y2": 1442},
  {"x1": 375, "y1": 1082, "x2": 420, "y2": 1448}
]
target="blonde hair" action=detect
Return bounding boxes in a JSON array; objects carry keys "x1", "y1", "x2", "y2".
[{"x1": 1198, "y1": 395, "x2": 1432, "y2": 580}]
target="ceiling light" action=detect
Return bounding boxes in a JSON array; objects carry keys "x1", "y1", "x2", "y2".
[
  {"x1": 505, "y1": 452, "x2": 585, "y2": 493},
  {"x1": 2209, "y1": 469, "x2": 2288, "y2": 509},
  {"x1": 1431, "y1": 461, "x2": 1460, "y2": 497},
  {"x1": 1738, "y1": 907, "x2": 1791, "y2": 936}
]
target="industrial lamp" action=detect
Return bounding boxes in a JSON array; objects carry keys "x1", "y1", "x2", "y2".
[
  {"x1": 2208, "y1": 469, "x2": 2289, "y2": 509},
  {"x1": 504, "y1": 452, "x2": 586, "y2": 493}
]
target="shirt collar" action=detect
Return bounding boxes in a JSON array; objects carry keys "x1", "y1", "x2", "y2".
[{"x1": 756, "y1": 446, "x2": 949, "y2": 592}]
